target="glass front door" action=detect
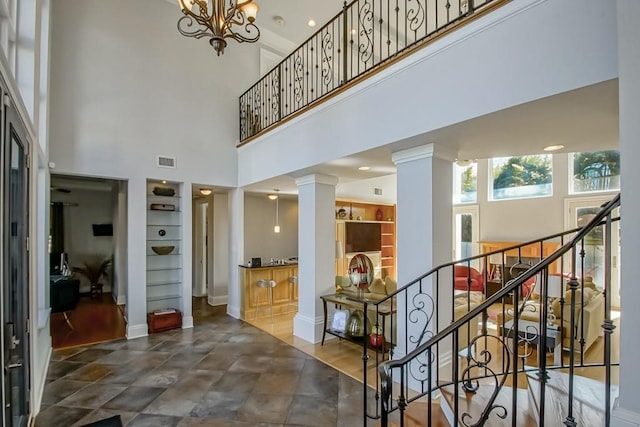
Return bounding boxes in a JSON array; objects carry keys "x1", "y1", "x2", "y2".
[
  {"x1": 566, "y1": 196, "x2": 620, "y2": 308},
  {"x1": 2, "y1": 95, "x2": 30, "y2": 427}
]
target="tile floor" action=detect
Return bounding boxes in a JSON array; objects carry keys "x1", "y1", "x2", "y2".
[{"x1": 36, "y1": 304, "x2": 368, "y2": 427}]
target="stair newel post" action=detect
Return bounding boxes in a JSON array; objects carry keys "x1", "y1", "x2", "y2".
[{"x1": 603, "y1": 211, "x2": 616, "y2": 426}]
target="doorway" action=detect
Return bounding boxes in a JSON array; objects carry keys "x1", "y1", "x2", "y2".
[
  {"x1": 565, "y1": 196, "x2": 620, "y2": 308},
  {"x1": 2, "y1": 90, "x2": 31, "y2": 427},
  {"x1": 453, "y1": 205, "x2": 480, "y2": 269}
]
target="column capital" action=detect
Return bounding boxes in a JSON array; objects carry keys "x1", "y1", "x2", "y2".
[
  {"x1": 295, "y1": 173, "x2": 339, "y2": 187},
  {"x1": 392, "y1": 143, "x2": 457, "y2": 165}
]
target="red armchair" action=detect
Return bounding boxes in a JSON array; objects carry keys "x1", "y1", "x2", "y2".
[{"x1": 454, "y1": 266, "x2": 485, "y2": 293}]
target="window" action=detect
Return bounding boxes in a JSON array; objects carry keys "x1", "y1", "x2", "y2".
[
  {"x1": 570, "y1": 150, "x2": 620, "y2": 194},
  {"x1": 453, "y1": 162, "x2": 477, "y2": 204},
  {"x1": 490, "y1": 154, "x2": 552, "y2": 200}
]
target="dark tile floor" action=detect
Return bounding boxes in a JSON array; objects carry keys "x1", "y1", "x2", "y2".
[{"x1": 36, "y1": 302, "x2": 367, "y2": 427}]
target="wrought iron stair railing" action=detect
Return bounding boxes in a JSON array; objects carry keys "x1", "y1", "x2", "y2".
[
  {"x1": 238, "y1": 0, "x2": 508, "y2": 143},
  {"x1": 356, "y1": 194, "x2": 619, "y2": 426}
]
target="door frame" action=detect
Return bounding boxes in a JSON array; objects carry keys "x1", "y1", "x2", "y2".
[
  {"x1": 452, "y1": 204, "x2": 480, "y2": 265},
  {"x1": 192, "y1": 194, "x2": 214, "y2": 302},
  {"x1": 564, "y1": 194, "x2": 620, "y2": 309},
  {"x1": 2, "y1": 88, "x2": 31, "y2": 427}
]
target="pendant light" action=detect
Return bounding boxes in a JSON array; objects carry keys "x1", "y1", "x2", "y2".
[{"x1": 272, "y1": 189, "x2": 280, "y2": 233}]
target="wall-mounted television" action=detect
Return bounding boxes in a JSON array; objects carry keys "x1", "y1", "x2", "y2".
[
  {"x1": 92, "y1": 223, "x2": 113, "y2": 236},
  {"x1": 345, "y1": 222, "x2": 381, "y2": 253}
]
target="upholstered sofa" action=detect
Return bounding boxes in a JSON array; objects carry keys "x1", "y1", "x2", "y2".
[{"x1": 496, "y1": 277, "x2": 604, "y2": 353}]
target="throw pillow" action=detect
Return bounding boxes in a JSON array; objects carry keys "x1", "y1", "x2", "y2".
[
  {"x1": 384, "y1": 277, "x2": 397, "y2": 294},
  {"x1": 369, "y1": 278, "x2": 387, "y2": 296}
]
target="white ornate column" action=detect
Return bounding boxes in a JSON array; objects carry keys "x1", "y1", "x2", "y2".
[
  {"x1": 226, "y1": 188, "x2": 245, "y2": 319},
  {"x1": 294, "y1": 174, "x2": 338, "y2": 343},
  {"x1": 614, "y1": 1, "x2": 640, "y2": 425},
  {"x1": 392, "y1": 143, "x2": 455, "y2": 365}
]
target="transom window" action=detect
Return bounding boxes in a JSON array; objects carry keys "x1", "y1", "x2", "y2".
[
  {"x1": 453, "y1": 162, "x2": 477, "y2": 204},
  {"x1": 490, "y1": 154, "x2": 553, "y2": 201},
  {"x1": 570, "y1": 150, "x2": 620, "y2": 194}
]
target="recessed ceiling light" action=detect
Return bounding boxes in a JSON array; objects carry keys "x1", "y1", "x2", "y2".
[
  {"x1": 200, "y1": 188, "x2": 212, "y2": 196},
  {"x1": 358, "y1": 166, "x2": 371, "y2": 171},
  {"x1": 307, "y1": 19, "x2": 317, "y2": 27},
  {"x1": 544, "y1": 144, "x2": 565, "y2": 152},
  {"x1": 273, "y1": 16, "x2": 285, "y2": 26},
  {"x1": 162, "y1": 180, "x2": 167, "y2": 184}
]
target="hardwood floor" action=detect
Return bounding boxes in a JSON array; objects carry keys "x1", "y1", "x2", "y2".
[{"x1": 50, "y1": 293, "x2": 127, "y2": 349}]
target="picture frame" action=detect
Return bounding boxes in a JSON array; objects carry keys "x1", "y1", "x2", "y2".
[{"x1": 331, "y1": 309, "x2": 349, "y2": 332}]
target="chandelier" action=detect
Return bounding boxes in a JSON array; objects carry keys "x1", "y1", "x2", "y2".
[{"x1": 177, "y1": 0, "x2": 260, "y2": 56}]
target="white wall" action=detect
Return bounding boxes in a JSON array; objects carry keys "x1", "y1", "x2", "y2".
[
  {"x1": 244, "y1": 194, "x2": 298, "y2": 263},
  {"x1": 212, "y1": 193, "x2": 229, "y2": 303},
  {"x1": 237, "y1": 0, "x2": 618, "y2": 188},
  {"x1": 48, "y1": 0, "x2": 258, "y2": 185},
  {"x1": 51, "y1": 189, "x2": 115, "y2": 292}
]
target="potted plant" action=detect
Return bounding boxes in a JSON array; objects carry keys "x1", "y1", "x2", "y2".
[{"x1": 72, "y1": 255, "x2": 112, "y2": 298}]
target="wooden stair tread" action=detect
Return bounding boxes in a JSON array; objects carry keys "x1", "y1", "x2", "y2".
[
  {"x1": 526, "y1": 370, "x2": 618, "y2": 427},
  {"x1": 440, "y1": 381, "x2": 538, "y2": 426},
  {"x1": 378, "y1": 400, "x2": 449, "y2": 427}
]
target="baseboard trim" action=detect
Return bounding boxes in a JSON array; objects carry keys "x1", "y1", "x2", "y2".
[
  {"x1": 227, "y1": 304, "x2": 241, "y2": 319},
  {"x1": 182, "y1": 316, "x2": 194, "y2": 329},
  {"x1": 613, "y1": 398, "x2": 640, "y2": 426},
  {"x1": 293, "y1": 314, "x2": 324, "y2": 343},
  {"x1": 115, "y1": 294, "x2": 126, "y2": 305},
  {"x1": 126, "y1": 323, "x2": 148, "y2": 340},
  {"x1": 208, "y1": 295, "x2": 228, "y2": 306},
  {"x1": 33, "y1": 342, "x2": 52, "y2": 416}
]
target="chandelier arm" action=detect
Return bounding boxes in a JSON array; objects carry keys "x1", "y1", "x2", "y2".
[
  {"x1": 177, "y1": 15, "x2": 214, "y2": 39},
  {"x1": 223, "y1": 24, "x2": 260, "y2": 43}
]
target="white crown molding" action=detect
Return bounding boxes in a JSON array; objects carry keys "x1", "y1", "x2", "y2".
[
  {"x1": 392, "y1": 143, "x2": 458, "y2": 165},
  {"x1": 258, "y1": 27, "x2": 296, "y2": 56},
  {"x1": 295, "y1": 173, "x2": 339, "y2": 187}
]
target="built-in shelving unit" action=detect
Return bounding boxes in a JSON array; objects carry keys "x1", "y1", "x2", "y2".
[
  {"x1": 146, "y1": 180, "x2": 183, "y2": 314},
  {"x1": 335, "y1": 201, "x2": 396, "y2": 279}
]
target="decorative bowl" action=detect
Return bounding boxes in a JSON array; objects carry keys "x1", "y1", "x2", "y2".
[
  {"x1": 152, "y1": 187, "x2": 176, "y2": 197},
  {"x1": 151, "y1": 245, "x2": 175, "y2": 255}
]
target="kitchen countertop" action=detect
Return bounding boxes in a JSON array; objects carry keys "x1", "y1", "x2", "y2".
[{"x1": 239, "y1": 262, "x2": 298, "y2": 269}]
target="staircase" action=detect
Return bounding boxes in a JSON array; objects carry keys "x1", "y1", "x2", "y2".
[{"x1": 360, "y1": 194, "x2": 620, "y2": 426}]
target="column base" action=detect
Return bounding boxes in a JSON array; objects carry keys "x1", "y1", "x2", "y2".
[
  {"x1": 126, "y1": 323, "x2": 148, "y2": 340},
  {"x1": 293, "y1": 313, "x2": 324, "y2": 343}
]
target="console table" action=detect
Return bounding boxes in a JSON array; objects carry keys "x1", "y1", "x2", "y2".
[{"x1": 320, "y1": 293, "x2": 395, "y2": 354}]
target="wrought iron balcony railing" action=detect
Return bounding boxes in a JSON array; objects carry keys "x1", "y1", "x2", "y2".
[{"x1": 239, "y1": 0, "x2": 506, "y2": 143}]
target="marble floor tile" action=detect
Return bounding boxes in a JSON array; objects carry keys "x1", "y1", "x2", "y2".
[
  {"x1": 235, "y1": 393, "x2": 293, "y2": 424},
  {"x1": 189, "y1": 391, "x2": 248, "y2": 419},
  {"x1": 127, "y1": 413, "x2": 182, "y2": 427},
  {"x1": 286, "y1": 395, "x2": 338, "y2": 427},
  {"x1": 45, "y1": 361, "x2": 84, "y2": 380},
  {"x1": 133, "y1": 366, "x2": 186, "y2": 388},
  {"x1": 210, "y1": 372, "x2": 261, "y2": 394},
  {"x1": 58, "y1": 382, "x2": 127, "y2": 409},
  {"x1": 64, "y1": 348, "x2": 114, "y2": 363},
  {"x1": 102, "y1": 386, "x2": 166, "y2": 412},
  {"x1": 35, "y1": 405, "x2": 92, "y2": 427},
  {"x1": 41, "y1": 379, "x2": 90, "y2": 405},
  {"x1": 252, "y1": 373, "x2": 300, "y2": 395},
  {"x1": 64, "y1": 363, "x2": 113, "y2": 382}
]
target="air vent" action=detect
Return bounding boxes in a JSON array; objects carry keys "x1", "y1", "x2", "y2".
[
  {"x1": 157, "y1": 156, "x2": 176, "y2": 168},
  {"x1": 373, "y1": 187, "x2": 383, "y2": 196}
]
